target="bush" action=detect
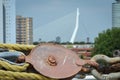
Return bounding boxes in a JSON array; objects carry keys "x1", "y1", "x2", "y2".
[{"x1": 92, "y1": 27, "x2": 120, "y2": 57}]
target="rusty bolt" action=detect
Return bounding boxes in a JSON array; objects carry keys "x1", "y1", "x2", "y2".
[{"x1": 47, "y1": 55, "x2": 57, "y2": 66}]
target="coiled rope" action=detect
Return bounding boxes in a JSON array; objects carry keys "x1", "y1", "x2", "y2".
[
  {"x1": 0, "y1": 44, "x2": 57, "y2": 80},
  {"x1": 0, "y1": 59, "x2": 57, "y2": 80},
  {"x1": 0, "y1": 70, "x2": 56, "y2": 80},
  {"x1": 0, "y1": 59, "x2": 29, "y2": 71},
  {"x1": 0, "y1": 43, "x2": 35, "y2": 52}
]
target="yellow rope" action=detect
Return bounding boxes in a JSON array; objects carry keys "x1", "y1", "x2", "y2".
[
  {"x1": 0, "y1": 44, "x2": 58, "y2": 80},
  {"x1": 0, "y1": 59, "x2": 57, "y2": 80},
  {"x1": 0, "y1": 70, "x2": 56, "y2": 80},
  {"x1": 0, "y1": 43, "x2": 35, "y2": 51},
  {"x1": 0, "y1": 60, "x2": 29, "y2": 72},
  {"x1": 0, "y1": 76, "x2": 15, "y2": 80}
]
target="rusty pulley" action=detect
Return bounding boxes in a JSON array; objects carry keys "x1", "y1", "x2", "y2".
[{"x1": 25, "y1": 43, "x2": 83, "y2": 79}]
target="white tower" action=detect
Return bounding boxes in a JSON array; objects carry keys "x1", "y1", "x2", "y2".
[
  {"x1": 70, "y1": 8, "x2": 80, "y2": 43},
  {"x1": 112, "y1": 0, "x2": 120, "y2": 27}
]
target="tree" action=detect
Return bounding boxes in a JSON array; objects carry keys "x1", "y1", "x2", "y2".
[
  {"x1": 74, "y1": 41, "x2": 86, "y2": 44},
  {"x1": 92, "y1": 27, "x2": 120, "y2": 57},
  {"x1": 55, "y1": 36, "x2": 61, "y2": 43},
  {"x1": 33, "y1": 42, "x2": 39, "y2": 45}
]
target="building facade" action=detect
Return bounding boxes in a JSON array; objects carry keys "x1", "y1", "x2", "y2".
[
  {"x1": 0, "y1": 0, "x2": 16, "y2": 43},
  {"x1": 16, "y1": 16, "x2": 33, "y2": 44},
  {"x1": 112, "y1": 0, "x2": 120, "y2": 27}
]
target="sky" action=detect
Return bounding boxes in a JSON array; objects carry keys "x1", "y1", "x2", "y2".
[{"x1": 16, "y1": 0, "x2": 115, "y2": 43}]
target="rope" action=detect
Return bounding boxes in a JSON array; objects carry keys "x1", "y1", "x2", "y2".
[
  {"x1": 0, "y1": 44, "x2": 58, "y2": 80},
  {"x1": 0, "y1": 70, "x2": 56, "y2": 80},
  {"x1": 0, "y1": 76, "x2": 15, "y2": 80},
  {"x1": 0, "y1": 59, "x2": 57, "y2": 80},
  {"x1": 0, "y1": 43, "x2": 35, "y2": 51},
  {"x1": 0, "y1": 59, "x2": 29, "y2": 71}
]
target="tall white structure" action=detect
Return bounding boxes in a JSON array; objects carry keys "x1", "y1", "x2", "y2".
[
  {"x1": 112, "y1": 0, "x2": 120, "y2": 27},
  {"x1": 0, "y1": 0, "x2": 16, "y2": 43},
  {"x1": 70, "y1": 8, "x2": 80, "y2": 43}
]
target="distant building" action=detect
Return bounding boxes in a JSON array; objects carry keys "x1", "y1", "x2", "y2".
[
  {"x1": 112, "y1": 0, "x2": 120, "y2": 27},
  {"x1": 0, "y1": 0, "x2": 16, "y2": 43},
  {"x1": 16, "y1": 16, "x2": 33, "y2": 44},
  {"x1": 56, "y1": 36, "x2": 61, "y2": 43}
]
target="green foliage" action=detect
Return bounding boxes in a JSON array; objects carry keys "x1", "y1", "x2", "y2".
[
  {"x1": 66, "y1": 45, "x2": 73, "y2": 49},
  {"x1": 92, "y1": 27, "x2": 120, "y2": 57},
  {"x1": 61, "y1": 41, "x2": 72, "y2": 44},
  {"x1": 33, "y1": 42, "x2": 39, "y2": 45},
  {"x1": 74, "y1": 41, "x2": 85, "y2": 44}
]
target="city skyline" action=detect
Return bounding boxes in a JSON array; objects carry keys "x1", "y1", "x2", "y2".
[{"x1": 17, "y1": 0, "x2": 115, "y2": 42}]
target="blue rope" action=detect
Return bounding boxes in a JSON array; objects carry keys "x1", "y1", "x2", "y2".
[{"x1": 0, "y1": 51, "x2": 25, "y2": 66}]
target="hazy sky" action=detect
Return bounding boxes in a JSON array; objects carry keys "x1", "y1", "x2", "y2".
[{"x1": 16, "y1": 0, "x2": 115, "y2": 42}]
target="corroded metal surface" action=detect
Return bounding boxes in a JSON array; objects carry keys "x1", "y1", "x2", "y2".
[
  {"x1": 91, "y1": 69, "x2": 120, "y2": 80},
  {"x1": 91, "y1": 55, "x2": 120, "y2": 80},
  {"x1": 26, "y1": 44, "x2": 82, "y2": 79},
  {"x1": 91, "y1": 54, "x2": 120, "y2": 64},
  {"x1": 113, "y1": 50, "x2": 120, "y2": 57}
]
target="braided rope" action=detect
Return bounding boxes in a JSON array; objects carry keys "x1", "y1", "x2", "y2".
[
  {"x1": 0, "y1": 44, "x2": 58, "y2": 80},
  {"x1": 0, "y1": 60, "x2": 57, "y2": 80},
  {"x1": 0, "y1": 60, "x2": 29, "y2": 71},
  {"x1": 0, "y1": 76, "x2": 15, "y2": 80},
  {"x1": 0, "y1": 70, "x2": 56, "y2": 80},
  {"x1": 0, "y1": 44, "x2": 35, "y2": 51}
]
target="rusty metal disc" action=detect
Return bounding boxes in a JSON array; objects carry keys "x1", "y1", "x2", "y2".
[{"x1": 26, "y1": 43, "x2": 82, "y2": 79}]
